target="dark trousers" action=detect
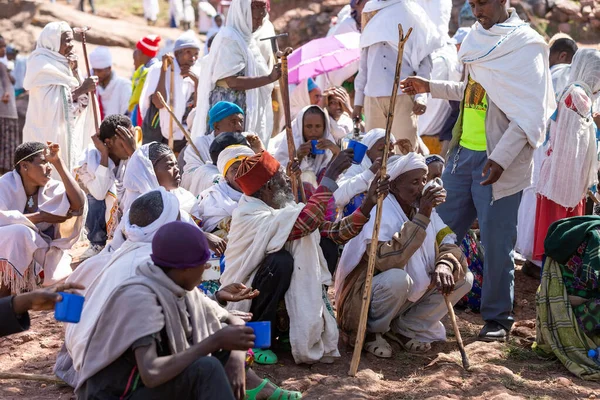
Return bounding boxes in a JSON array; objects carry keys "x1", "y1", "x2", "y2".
[
  {"x1": 79, "y1": 0, "x2": 95, "y2": 13},
  {"x1": 86, "y1": 194, "x2": 107, "y2": 246},
  {"x1": 319, "y1": 237, "x2": 340, "y2": 276},
  {"x1": 250, "y1": 249, "x2": 294, "y2": 338}
]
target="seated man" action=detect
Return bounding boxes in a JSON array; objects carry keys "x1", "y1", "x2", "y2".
[
  {"x1": 198, "y1": 145, "x2": 256, "y2": 236},
  {"x1": 75, "y1": 114, "x2": 137, "y2": 259},
  {"x1": 75, "y1": 221, "x2": 301, "y2": 399},
  {"x1": 221, "y1": 150, "x2": 389, "y2": 365},
  {"x1": 336, "y1": 153, "x2": 473, "y2": 358},
  {"x1": 0, "y1": 142, "x2": 86, "y2": 295}
]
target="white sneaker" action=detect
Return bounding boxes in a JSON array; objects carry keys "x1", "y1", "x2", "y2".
[
  {"x1": 364, "y1": 333, "x2": 392, "y2": 358},
  {"x1": 79, "y1": 244, "x2": 104, "y2": 261}
]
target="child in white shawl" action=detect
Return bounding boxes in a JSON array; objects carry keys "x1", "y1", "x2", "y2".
[
  {"x1": 0, "y1": 142, "x2": 86, "y2": 294},
  {"x1": 22, "y1": 21, "x2": 97, "y2": 173}
]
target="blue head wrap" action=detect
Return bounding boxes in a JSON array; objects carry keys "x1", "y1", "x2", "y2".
[
  {"x1": 307, "y1": 77, "x2": 319, "y2": 92},
  {"x1": 209, "y1": 101, "x2": 244, "y2": 131}
]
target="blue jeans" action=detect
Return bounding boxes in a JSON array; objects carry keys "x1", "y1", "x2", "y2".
[
  {"x1": 86, "y1": 194, "x2": 107, "y2": 246},
  {"x1": 437, "y1": 147, "x2": 522, "y2": 330}
]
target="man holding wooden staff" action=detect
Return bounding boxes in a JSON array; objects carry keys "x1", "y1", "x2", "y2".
[
  {"x1": 139, "y1": 31, "x2": 200, "y2": 153},
  {"x1": 336, "y1": 153, "x2": 472, "y2": 358},
  {"x1": 401, "y1": 0, "x2": 555, "y2": 342}
]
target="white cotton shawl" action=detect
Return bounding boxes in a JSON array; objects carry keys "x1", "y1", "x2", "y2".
[
  {"x1": 181, "y1": 163, "x2": 222, "y2": 197},
  {"x1": 65, "y1": 188, "x2": 181, "y2": 374},
  {"x1": 192, "y1": 0, "x2": 274, "y2": 145},
  {"x1": 185, "y1": 131, "x2": 215, "y2": 170},
  {"x1": 198, "y1": 181, "x2": 242, "y2": 232},
  {"x1": 417, "y1": 0, "x2": 452, "y2": 40},
  {"x1": 23, "y1": 22, "x2": 94, "y2": 172},
  {"x1": 458, "y1": 9, "x2": 556, "y2": 149},
  {"x1": 97, "y1": 72, "x2": 132, "y2": 117},
  {"x1": 551, "y1": 63, "x2": 571, "y2": 98},
  {"x1": 0, "y1": 170, "x2": 85, "y2": 290},
  {"x1": 222, "y1": 195, "x2": 340, "y2": 364},
  {"x1": 360, "y1": 0, "x2": 443, "y2": 74},
  {"x1": 269, "y1": 105, "x2": 335, "y2": 173},
  {"x1": 536, "y1": 49, "x2": 600, "y2": 208}
]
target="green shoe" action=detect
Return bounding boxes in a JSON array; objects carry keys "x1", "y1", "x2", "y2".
[
  {"x1": 245, "y1": 378, "x2": 302, "y2": 400},
  {"x1": 253, "y1": 348, "x2": 278, "y2": 365}
]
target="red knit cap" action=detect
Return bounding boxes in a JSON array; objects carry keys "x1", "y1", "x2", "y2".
[
  {"x1": 137, "y1": 35, "x2": 161, "y2": 58},
  {"x1": 235, "y1": 151, "x2": 281, "y2": 196}
]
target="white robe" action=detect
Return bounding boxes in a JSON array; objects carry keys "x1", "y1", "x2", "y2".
[
  {"x1": 222, "y1": 195, "x2": 340, "y2": 364},
  {"x1": 181, "y1": 163, "x2": 222, "y2": 197},
  {"x1": 197, "y1": 181, "x2": 242, "y2": 232},
  {"x1": 97, "y1": 72, "x2": 132, "y2": 118},
  {"x1": 143, "y1": 0, "x2": 159, "y2": 21},
  {"x1": 0, "y1": 170, "x2": 85, "y2": 293}
]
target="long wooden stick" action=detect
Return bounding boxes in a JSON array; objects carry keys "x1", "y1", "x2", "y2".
[
  {"x1": 278, "y1": 48, "x2": 307, "y2": 203},
  {"x1": 348, "y1": 24, "x2": 412, "y2": 377},
  {"x1": 77, "y1": 29, "x2": 100, "y2": 134},
  {"x1": 155, "y1": 92, "x2": 204, "y2": 163},
  {"x1": 0, "y1": 372, "x2": 66, "y2": 385},
  {"x1": 168, "y1": 63, "x2": 175, "y2": 150},
  {"x1": 444, "y1": 295, "x2": 471, "y2": 370}
]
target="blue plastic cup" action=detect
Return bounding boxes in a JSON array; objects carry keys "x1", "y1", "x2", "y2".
[
  {"x1": 311, "y1": 140, "x2": 325, "y2": 155},
  {"x1": 54, "y1": 292, "x2": 85, "y2": 324},
  {"x1": 348, "y1": 140, "x2": 368, "y2": 164},
  {"x1": 246, "y1": 321, "x2": 271, "y2": 349}
]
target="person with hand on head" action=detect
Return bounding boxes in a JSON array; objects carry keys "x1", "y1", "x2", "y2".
[
  {"x1": 23, "y1": 22, "x2": 98, "y2": 172},
  {"x1": 400, "y1": 0, "x2": 555, "y2": 342},
  {"x1": 0, "y1": 142, "x2": 86, "y2": 296},
  {"x1": 336, "y1": 153, "x2": 472, "y2": 358},
  {"x1": 140, "y1": 31, "x2": 200, "y2": 153},
  {"x1": 325, "y1": 86, "x2": 356, "y2": 142},
  {"x1": 1, "y1": 282, "x2": 84, "y2": 338},
  {"x1": 221, "y1": 149, "x2": 389, "y2": 365},
  {"x1": 75, "y1": 114, "x2": 137, "y2": 259},
  {"x1": 193, "y1": 0, "x2": 282, "y2": 147}
]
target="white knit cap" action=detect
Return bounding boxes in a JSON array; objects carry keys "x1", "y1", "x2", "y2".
[
  {"x1": 387, "y1": 152, "x2": 427, "y2": 181},
  {"x1": 217, "y1": 145, "x2": 255, "y2": 176},
  {"x1": 173, "y1": 31, "x2": 201, "y2": 52},
  {"x1": 89, "y1": 46, "x2": 113, "y2": 69}
]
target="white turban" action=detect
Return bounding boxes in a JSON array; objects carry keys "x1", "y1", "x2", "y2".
[
  {"x1": 122, "y1": 187, "x2": 181, "y2": 243},
  {"x1": 387, "y1": 152, "x2": 427, "y2": 180},
  {"x1": 361, "y1": 128, "x2": 395, "y2": 150},
  {"x1": 217, "y1": 145, "x2": 255, "y2": 176},
  {"x1": 89, "y1": 46, "x2": 113, "y2": 69}
]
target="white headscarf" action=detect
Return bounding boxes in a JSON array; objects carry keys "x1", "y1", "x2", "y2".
[
  {"x1": 268, "y1": 105, "x2": 335, "y2": 174},
  {"x1": 122, "y1": 187, "x2": 181, "y2": 242},
  {"x1": 537, "y1": 49, "x2": 600, "y2": 208},
  {"x1": 335, "y1": 152, "x2": 440, "y2": 303}
]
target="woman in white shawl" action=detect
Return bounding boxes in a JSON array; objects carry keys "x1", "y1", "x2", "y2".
[
  {"x1": 334, "y1": 128, "x2": 395, "y2": 210},
  {"x1": 0, "y1": 142, "x2": 86, "y2": 295},
  {"x1": 533, "y1": 49, "x2": 600, "y2": 261},
  {"x1": 269, "y1": 105, "x2": 340, "y2": 190},
  {"x1": 280, "y1": 78, "x2": 323, "y2": 128},
  {"x1": 192, "y1": 0, "x2": 281, "y2": 146},
  {"x1": 204, "y1": 14, "x2": 224, "y2": 54},
  {"x1": 23, "y1": 22, "x2": 97, "y2": 173}
]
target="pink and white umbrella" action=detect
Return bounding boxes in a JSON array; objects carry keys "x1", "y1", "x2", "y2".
[{"x1": 287, "y1": 32, "x2": 361, "y2": 85}]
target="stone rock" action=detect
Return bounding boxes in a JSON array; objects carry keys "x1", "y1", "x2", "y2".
[
  {"x1": 583, "y1": 5, "x2": 593, "y2": 17},
  {"x1": 558, "y1": 22, "x2": 573, "y2": 33},
  {"x1": 589, "y1": 16, "x2": 600, "y2": 29},
  {"x1": 547, "y1": 9, "x2": 571, "y2": 23},
  {"x1": 595, "y1": 8, "x2": 600, "y2": 18},
  {"x1": 554, "y1": 0, "x2": 583, "y2": 15},
  {"x1": 580, "y1": 0, "x2": 595, "y2": 7},
  {"x1": 555, "y1": 377, "x2": 573, "y2": 387}
]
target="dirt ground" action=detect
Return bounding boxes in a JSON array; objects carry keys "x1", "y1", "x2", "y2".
[{"x1": 1, "y1": 258, "x2": 599, "y2": 400}]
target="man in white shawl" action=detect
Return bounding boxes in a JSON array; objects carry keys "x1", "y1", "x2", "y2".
[
  {"x1": 548, "y1": 35, "x2": 578, "y2": 98},
  {"x1": 139, "y1": 31, "x2": 200, "y2": 153},
  {"x1": 336, "y1": 153, "x2": 471, "y2": 358},
  {"x1": 197, "y1": 145, "x2": 255, "y2": 236},
  {"x1": 352, "y1": 0, "x2": 443, "y2": 150},
  {"x1": 334, "y1": 128, "x2": 395, "y2": 210},
  {"x1": 192, "y1": 0, "x2": 282, "y2": 146},
  {"x1": 89, "y1": 47, "x2": 132, "y2": 119},
  {"x1": 74, "y1": 115, "x2": 136, "y2": 259},
  {"x1": 400, "y1": 1, "x2": 555, "y2": 342},
  {"x1": 23, "y1": 21, "x2": 98, "y2": 173},
  {"x1": 0, "y1": 142, "x2": 86, "y2": 295},
  {"x1": 221, "y1": 149, "x2": 388, "y2": 364}
]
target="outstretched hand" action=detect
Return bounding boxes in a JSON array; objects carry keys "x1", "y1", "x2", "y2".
[
  {"x1": 12, "y1": 282, "x2": 85, "y2": 314},
  {"x1": 216, "y1": 283, "x2": 260, "y2": 304},
  {"x1": 400, "y1": 76, "x2": 431, "y2": 96}
]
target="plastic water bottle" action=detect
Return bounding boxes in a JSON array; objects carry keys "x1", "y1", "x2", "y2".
[{"x1": 588, "y1": 348, "x2": 600, "y2": 365}]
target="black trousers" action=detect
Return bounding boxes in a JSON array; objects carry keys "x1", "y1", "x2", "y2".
[
  {"x1": 319, "y1": 237, "x2": 340, "y2": 276},
  {"x1": 249, "y1": 249, "x2": 294, "y2": 338}
]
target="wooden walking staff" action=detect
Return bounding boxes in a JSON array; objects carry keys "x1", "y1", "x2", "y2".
[
  {"x1": 162, "y1": 58, "x2": 176, "y2": 150},
  {"x1": 444, "y1": 295, "x2": 471, "y2": 370},
  {"x1": 348, "y1": 24, "x2": 412, "y2": 377},
  {"x1": 261, "y1": 34, "x2": 307, "y2": 203},
  {"x1": 73, "y1": 27, "x2": 100, "y2": 134},
  {"x1": 155, "y1": 92, "x2": 204, "y2": 163}
]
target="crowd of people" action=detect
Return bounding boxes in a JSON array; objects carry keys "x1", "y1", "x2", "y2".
[{"x1": 1, "y1": 0, "x2": 600, "y2": 396}]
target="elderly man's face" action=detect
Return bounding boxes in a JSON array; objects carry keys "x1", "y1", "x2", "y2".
[
  {"x1": 59, "y1": 30, "x2": 75, "y2": 57},
  {"x1": 175, "y1": 48, "x2": 199, "y2": 73},
  {"x1": 225, "y1": 161, "x2": 244, "y2": 192},
  {"x1": 214, "y1": 113, "x2": 245, "y2": 136},
  {"x1": 259, "y1": 169, "x2": 295, "y2": 209},
  {"x1": 391, "y1": 168, "x2": 428, "y2": 207}
]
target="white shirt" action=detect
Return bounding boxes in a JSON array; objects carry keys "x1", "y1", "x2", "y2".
[
  {"x1": 97, "y1": 73, "x2": 132, "y2": 118},
  {"x1": 354, "y1": 42, "x2": 432, "y2": 106},
  {"x1": 11, "y1": 55, "x2": 27, "y2": 91}
]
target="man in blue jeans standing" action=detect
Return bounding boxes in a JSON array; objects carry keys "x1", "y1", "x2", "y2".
[{"x1": 401, "y1": 0, "x2": 555, "y2": 341}]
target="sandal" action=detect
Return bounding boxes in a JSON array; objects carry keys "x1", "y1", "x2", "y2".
[
  {"x1": 364, "y1": 333, "x2": 392, "y2": 358},
  {"x1": 245, "y1": 378, "x2": 302, "y2": 400},
  {"x1": 385, "y1": 331, "x2": 431, "y2": 353},
  {"x1": 253, "y1": 348, "x2": 278, "y2": 365}
]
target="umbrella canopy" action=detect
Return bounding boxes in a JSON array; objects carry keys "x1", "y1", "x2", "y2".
[{"x1": 287, "y1": 32, "x2": 361, "y2": 85}]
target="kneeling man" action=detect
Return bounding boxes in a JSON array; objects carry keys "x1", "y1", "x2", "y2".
[{"x1": 336, "y1": 153, "x2": 473, "y2": 358}]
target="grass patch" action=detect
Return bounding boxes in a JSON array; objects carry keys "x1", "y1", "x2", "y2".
[{"x1": 504, "y1": 345, "x2": 539, "y2": 362}]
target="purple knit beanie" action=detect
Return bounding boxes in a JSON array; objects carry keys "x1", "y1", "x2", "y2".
[{"x1": 151, "y1": 221, "x2": 211, "y2": 268}]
